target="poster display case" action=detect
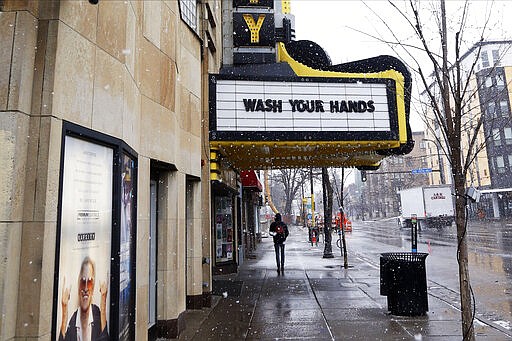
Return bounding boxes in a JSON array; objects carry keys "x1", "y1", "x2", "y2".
[
  {"x1": 214, "y1": 196, "x2": 235, "y2": 263},
  {"x1": 52, "y1": 122, "x2": 137, "y2": 341},
  {"x1": 54, "y1": 136, "x2": 113, "y2": 341}
]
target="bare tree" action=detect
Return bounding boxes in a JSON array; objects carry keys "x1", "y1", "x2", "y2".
[
  {"x1": 270, "y1": 168, "x2": 307, "y2": 216},
  {"x1": 363, "y1": 1, "x2": 512, "y2": 339}
]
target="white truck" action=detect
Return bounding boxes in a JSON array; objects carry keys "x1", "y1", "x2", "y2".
[{"x1": 399, "y1": 185, "x2": 455, "y2": 229}]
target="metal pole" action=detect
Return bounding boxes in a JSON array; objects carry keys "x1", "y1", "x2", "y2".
[
  {"x1": 340, "y1": 207, "x2": 348, "y2": 268},
  {"x1": 411, "y1": 214, "x2": 418, "y2": 253},
  {"x1": 301, "y1": 182, "x2": 306, "y2": 228},
  {"x1": 310, "y1": 168, "x2": 315, "y2": 246},
  {"x1": 435, "y1": 142, "x2": 446, "y2": 184}
]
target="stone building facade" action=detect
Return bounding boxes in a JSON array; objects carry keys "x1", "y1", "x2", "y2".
[{"x1": 0, "y1": 0, "x2": 221, "y2": 339}]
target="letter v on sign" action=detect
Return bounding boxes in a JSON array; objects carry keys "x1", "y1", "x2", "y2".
[{"x1": 243, "y1": 14, "x2": 266, "y2": 43}]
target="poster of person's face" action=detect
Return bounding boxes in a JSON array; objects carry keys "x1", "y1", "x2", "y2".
[
  {"x1": 119, "y1": 154, "x2": 135, "y2": 341},
  {"x1": 55, "y1": 136, "x2": 112, "y2": 340}
]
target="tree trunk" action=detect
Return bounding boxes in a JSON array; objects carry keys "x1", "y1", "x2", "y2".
[
  {"x1": 439, "y1": 0, "x2": 474, "y2": 338},
  {"x1": 454, "y1": 172, "x2": 475, "y2": 340}
]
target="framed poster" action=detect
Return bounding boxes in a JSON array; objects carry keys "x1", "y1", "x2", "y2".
[
  {"x1": 54, "y1": 135, "x2": 113, "y2": 340},
  {"x1": 53, "y1": 122, "x2": 138, "y2": 341}
]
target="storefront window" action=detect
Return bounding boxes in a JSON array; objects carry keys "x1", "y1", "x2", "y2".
[{"x1": 215, "y1": 196, "x2": 234, "y2": 262}]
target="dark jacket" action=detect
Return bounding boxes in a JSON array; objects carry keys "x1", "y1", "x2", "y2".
[
  {"x1": 269, "y1": 220, "x2": 289, "y2": 244},
  {"x1": 59, "y1": 304, "x2": 109, "y2": 341}
]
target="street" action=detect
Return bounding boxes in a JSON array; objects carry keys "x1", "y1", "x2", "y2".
[{"x1": 348, "y1": 218, "x2": 512, "y2": 333}]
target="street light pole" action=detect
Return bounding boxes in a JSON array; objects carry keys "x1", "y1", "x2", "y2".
[
  {"x1": 310, "y1": 168, "x2": 315, "y2": 244},
  {"x1": 423, "y1": 138, "x2": 446, "y2": 184}
]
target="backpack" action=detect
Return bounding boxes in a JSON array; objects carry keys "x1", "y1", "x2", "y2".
[
  {"x1": 276, "y1": 222, "x2": 284, "y2": 235},
  {"x1": 275, "y1": 222, "x2": 286, "y2": 243}
]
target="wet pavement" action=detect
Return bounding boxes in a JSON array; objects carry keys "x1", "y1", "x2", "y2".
[{"x1": 173, "y1": 224, "x2": 511, "y2": 340}]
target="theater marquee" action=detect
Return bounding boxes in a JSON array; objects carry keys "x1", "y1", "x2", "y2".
[
  {"x1": 208, "y1": 72, "x2": 407, "y2": 169},
  {"x1": 211, "y1": 76, "x2": 397, "y2": 138},
  {"x1": 212, "y1": 1, "x2": 412, "y2": 170}
]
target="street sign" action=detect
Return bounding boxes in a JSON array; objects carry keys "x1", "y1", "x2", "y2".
[{"x1": 411, "y1": 168, "x2": 432, "y2": 174}]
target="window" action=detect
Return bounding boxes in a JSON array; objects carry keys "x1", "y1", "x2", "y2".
[
  {"x1": 509, "y1": 155, "x2": 512, "y2": 169},
  {"x1": 496, "y1": 74, "x2": 505, "y2": 88},
  {"x1": 493, "y1": 128, "x2": 501, "y2": 146},
  {"x1": 488, "y1": 102, "x2": 496, "y2": 117},
  {"x1": 504, "y1": 128, "x2": 512, "y2": 144},
  {"x1": 481, "y1": 51, "x2": 490, "y2": 68},
  {"x1": 496, "y1": 156, "x2": 505, "y2": 173},
  {"x1": 492, "y1": 49, "x2": 500, "y2": 64},
  {"x1": 500, "y1": 100, "x2": 509, "y2": 116},
  {"x1": 485, "y1": 77, "x2": 493, "y2": 88},
  {"x1": 179, "y1": 0, "x2": 198, "y2": 32}
]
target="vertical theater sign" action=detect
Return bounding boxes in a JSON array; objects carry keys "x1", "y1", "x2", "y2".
[{"x1": 211, "y1": 0, "x2": 414, "y2": 171}]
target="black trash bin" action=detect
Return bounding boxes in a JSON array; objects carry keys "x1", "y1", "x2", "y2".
[{"x1": 380, "y1": 252, "x2": 428, "y2": 316}]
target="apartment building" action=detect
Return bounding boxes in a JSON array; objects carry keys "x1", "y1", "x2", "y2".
[{"x1": 424, "y1": 40, "x2": 512, "y2": 219}]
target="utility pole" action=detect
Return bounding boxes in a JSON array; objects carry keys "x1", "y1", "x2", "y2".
[
  {"x1": 340, "y1": 168, "x2": 348, "y2": 268},
  {"x1": 301, "y1": 182, "x2": 306, "y2": 228},
  {"x1": 322, "y1": 168, "x2": 334, "y2": 258},
  {"x1": 423, "y1": 138, "x2": 446, "y2": 184},
  {"x1": 310, "y1": 168, "x2": 315, "y2": 244}
]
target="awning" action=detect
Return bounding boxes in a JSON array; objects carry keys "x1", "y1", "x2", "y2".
[
  {"x1": 480, "y1": 188, "x2": 512, "y2": 194},
  {"x1": 241, "y1": 170, "x2": 263, "y2": 192}
]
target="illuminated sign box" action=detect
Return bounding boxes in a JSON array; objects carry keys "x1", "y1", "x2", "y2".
[
  {"x1": 233, "y1": 12, "x2": 275, "y2": 47},
  {"x1": 209, "y1": 74, "x2": 399, "y2": 142}
]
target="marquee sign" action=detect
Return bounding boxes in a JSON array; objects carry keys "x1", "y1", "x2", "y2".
[
  {"x1": 212, "y1": 1, "x2": 412, "y2": 169},
  {"x1": 210, "y1": 75, "x2": 398, "y2": 142}
]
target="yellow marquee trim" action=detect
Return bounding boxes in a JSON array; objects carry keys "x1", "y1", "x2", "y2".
[{"x1": 277, "y1": 42, "x2": 407, "y2": 145}]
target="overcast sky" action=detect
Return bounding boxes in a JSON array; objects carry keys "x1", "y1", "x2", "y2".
[{"x1": 291, "y1": 0, "x2": 512, "y2": 131}]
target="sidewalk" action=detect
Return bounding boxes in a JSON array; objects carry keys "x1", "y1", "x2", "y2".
[{"x1": 173, "y1": 225, "x2": 507, "y2": 340}]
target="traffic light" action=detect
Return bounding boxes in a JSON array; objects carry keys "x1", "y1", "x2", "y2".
[{"x1": 361, "y1": 170, "x2": 367, "y2": 182}]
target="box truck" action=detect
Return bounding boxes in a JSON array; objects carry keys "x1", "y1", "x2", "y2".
[{"x1": 399, "y1": 185, "x2": 454, "y2": 229}]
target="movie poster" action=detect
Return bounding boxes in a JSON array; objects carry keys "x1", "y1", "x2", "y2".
[
  {"x1": 119, "y1": 153, "x2": 135, "y2": 341},
  {"x1": 55, "y1": 136, "x2": 112, "y2": 341}
]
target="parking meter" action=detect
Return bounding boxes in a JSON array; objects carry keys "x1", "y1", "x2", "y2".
[{"x1": 411, "y1": 214, "x2": 418, "y2": 253}]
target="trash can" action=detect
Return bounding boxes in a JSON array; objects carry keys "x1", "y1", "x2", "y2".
[{"x1": 380, "y1": 252, "x2": 428, "y2": 316}]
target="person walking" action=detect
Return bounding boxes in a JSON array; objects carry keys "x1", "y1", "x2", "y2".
[{"x1": 269, "y1": 213, "x2": 289, "y2": 274}]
